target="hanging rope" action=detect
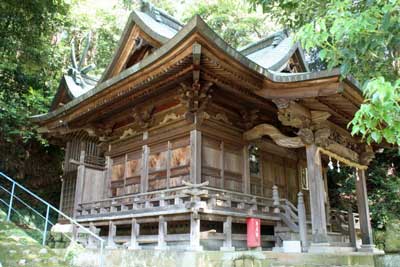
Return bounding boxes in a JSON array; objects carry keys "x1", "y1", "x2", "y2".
[{"x1": 318, "y1": 147, "x2": 368, "y2": 170}]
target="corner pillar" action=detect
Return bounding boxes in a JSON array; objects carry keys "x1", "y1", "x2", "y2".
[
  {"x1": 73, "y1": 147, "x2": 85, "y2": 218},
  {"x1": 356, "y1": 169, "x2": 374, "y2": 251},
  {"x1": 140, "y1": 145, "x2": 149, "y2": 193},
  {"x1": 189, "y1": 212, "x2": 203, "y2": 251},
  {"x1": 306, "y1": 144, "x2": 329, "y2": 245},
  {"x1": 190, "y1": 129, "x2": 202, "y2": 184}
]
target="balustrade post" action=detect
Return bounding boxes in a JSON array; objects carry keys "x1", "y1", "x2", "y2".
[
  {"x1": 297, "y1": 192, "x2": 308, "y2": 252},
  {"x1": 250, "y1": 197, "x2": 257, "y2": 214},
  {"x1": 208, "y1": 195, "x2": 216, "y2": 208},
  {"x1": 174, "y1": 193, "x2": 183, "y2": 205},
  {"x1": 272, "y1": 185, "x2": 280, "y2": 213},
  {"x1": 159, "y1": 192, "x2": 166, "y2": 207}
]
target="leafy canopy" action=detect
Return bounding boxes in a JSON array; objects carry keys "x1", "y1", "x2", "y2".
[
  {"x1": 250, "y1": 0, "x2": 400, "y2": 145},
  {"x1": 183, "y1": 0, "x2": 278, "y2": 49}
]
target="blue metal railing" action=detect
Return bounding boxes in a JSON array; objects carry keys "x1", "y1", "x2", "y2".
[{"x1": 0, "y1": 171, "x2": 105, "y2": 267}]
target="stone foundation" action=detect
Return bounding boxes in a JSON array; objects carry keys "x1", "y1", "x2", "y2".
[{"x1": 71, "y1": 249, "x2": 379, "y2": 267}]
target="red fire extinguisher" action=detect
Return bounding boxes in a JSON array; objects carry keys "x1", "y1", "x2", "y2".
[{"x1": 246, "y1": 217, "x2": 261, "y2": 248}]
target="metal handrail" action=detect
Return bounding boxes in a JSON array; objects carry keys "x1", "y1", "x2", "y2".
[{"x1": 0, "y1": 171, "x2": 105, "y2": 267}]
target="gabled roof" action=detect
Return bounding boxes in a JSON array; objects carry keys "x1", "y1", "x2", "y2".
[
  {"x1": 34, "y1": 3, "x2": 363, "y2": 131},
  {"x1": 240, "y1": 31, "x2": 308, "y2": 72},
  {"x1": 50, "y1": 73, "x2": 97, "y2": 111},
  {"x1": 99, "y1": 1, "x2": 183, "y2": 83}
]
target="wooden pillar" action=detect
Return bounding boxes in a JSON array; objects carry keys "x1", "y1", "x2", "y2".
[
  {"x1": 156, "y1": 216, "x2": 167, "y2": 250},
  {"x1": 59, "y1": 177, "x2": 65, "y2": 214},
  {"x1": 272, "y1": 185, "x2": 280, "y2": 213},
  {"x1": 104, "y1": 156, "x2": 112, "y2": 198},
  {"x1": 297, "y1": 192, "x2": 308, "y2": 252},
  {"x1": 190, "y1": 130, "x2": 202, "y2": 184},
  {"x1": 128, "y1": 218, "x2": 140, "y2": 250},
  {"x1": 220, "y1": 141, "x2": 225, "y2": 189},
  {"x1": 221, "y1": 216, "x2": 234, "y2": 251},
  {"x1": 348, "y1": 206, "x2": 357, "y2": 248},
  {"x1": 87, "y1": 222, "x2": 98, "y2": 249},
  {"x1": 243, "y1": 145, "x2": 251, "y2": 194},
  {"x1": 356, "y1": 169, "x2": 374, "y2": 251},
  {"x1": 59, "y1": 141, "x2": 71, "y2": 212},
  {"x1": 189, "y1": 213, "x2": 202, "y2": 251},
  {"x1": 306, "y1": 144, "x2": 328, "y2": 244},
  {"x1": 106, "y1": 221, "x2": 117, "y2": 249},
  {"x1": 140, "y1": 145, "x2": 149, "y2": 193},
  {"x1": 73, "y1": 147, "x2": 85, "y2": 218}
]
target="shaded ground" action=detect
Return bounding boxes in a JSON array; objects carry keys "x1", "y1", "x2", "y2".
[{"x1": 0, "y1": 210, "x2": 68, "y2": 267}]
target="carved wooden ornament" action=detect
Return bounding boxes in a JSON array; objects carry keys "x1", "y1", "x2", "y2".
[{"x1": 244, "y1": 123, "x2": 305, "y2": 148}]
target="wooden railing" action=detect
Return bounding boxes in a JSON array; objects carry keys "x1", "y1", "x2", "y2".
[
  {"x1": 77, "y1": 183, "x2": 280, "y2": 221},
  {"x1": 76, "y1": 183, "x2": 358, "y2": 251},
  {"x1": 330, "y1": 209, "x2": 360, "y2": 232}
]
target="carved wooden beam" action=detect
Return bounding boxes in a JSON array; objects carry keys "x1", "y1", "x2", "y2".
[
  {"x1": 243, "y1": 123, "x2": 305, "y2": 148},
  {"x1": 132, "y1": 105, "x2": 155, "y2": 129},
  {"x1": 360, "y1": 146, "x2": 375, "y2": 166},
  {"x1": 313, "y1": 127, "x2": 361, "y2": 163},
  {"x1": 273, "y1": 99, "x2": 331, "y2": 130},
  {"x1": 273, "y1": 99, "x2": 311, "y2": 128},
  {"x1": 238, "y1": 109, "x2": 259, "y2": 130},
  {"x1": 179, "y1": 80, "x2": 213, "y2": 123},
  {"x1": 325, "y1": 142, "x2": 360, "y2": 163}
]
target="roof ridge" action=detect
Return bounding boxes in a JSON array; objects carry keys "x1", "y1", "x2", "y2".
[{"x1": 139, "y1": 0, "x2": 182, "y2": 31}]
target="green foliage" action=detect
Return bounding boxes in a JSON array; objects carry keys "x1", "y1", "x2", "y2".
[
  {"x1": 183, "y1": 0, "x2": 278, "y2": 49},
  {"x1": 0, "y1": 1, "x2": 71, "y2": 192},
  {"x1": 250, "y1": 0, "x2": 400, "y2": 146},
  {"x1": 351, "y1": 78, "x2": 400, "y2": 145},
  {"x1": 328, "y1": 149, "x2": 400, "y2": 230}
]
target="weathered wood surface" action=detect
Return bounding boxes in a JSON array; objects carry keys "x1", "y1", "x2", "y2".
[
  {"x1": 356, "y1": 169, "x2": 374, "y2": 246},
  {"x1": 244, "y1": 124, "x2": 304, "y2": 148},
  {"x1": 76, "y1": 184, "x2": 282, "y2": 222},
  {"x1": 306, "y1": 144, "x2": 328, "y2": 243}
]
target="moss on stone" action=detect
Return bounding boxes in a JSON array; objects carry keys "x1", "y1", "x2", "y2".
[
  {"x1": 384, "y1": 219, "x2": 400, "y2": 253},
  {"x1": 0, "y1": 210, "x2": 68, "y2": 267}
]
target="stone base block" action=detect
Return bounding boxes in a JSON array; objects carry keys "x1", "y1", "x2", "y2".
[
  {"x1": 220, "y1": 246, "x2": 235, "y2": 251},
  {"x1": 358, "y1": 245, "x2": 384, "y2": 255}
]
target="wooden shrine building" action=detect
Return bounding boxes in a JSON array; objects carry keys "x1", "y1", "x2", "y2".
[{"x1": 34, "y1": 1, "x2": 379, "y2": 253}]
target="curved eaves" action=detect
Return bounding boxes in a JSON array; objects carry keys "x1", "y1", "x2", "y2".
[{"x1": 33, "y1": 15, "x2": 362, "y2": 122}]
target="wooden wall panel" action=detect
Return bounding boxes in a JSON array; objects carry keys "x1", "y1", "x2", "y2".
[{"x1": 82, "y1": 168, "x2": 105, "y2": 203}]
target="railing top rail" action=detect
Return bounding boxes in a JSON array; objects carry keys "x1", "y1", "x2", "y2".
[
  {"x1": 330, "y1": 209, "x2": 360, "y2": 216},
  {"x1": 203, "y1": 186, "x2": 274, "y2": 202}
]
